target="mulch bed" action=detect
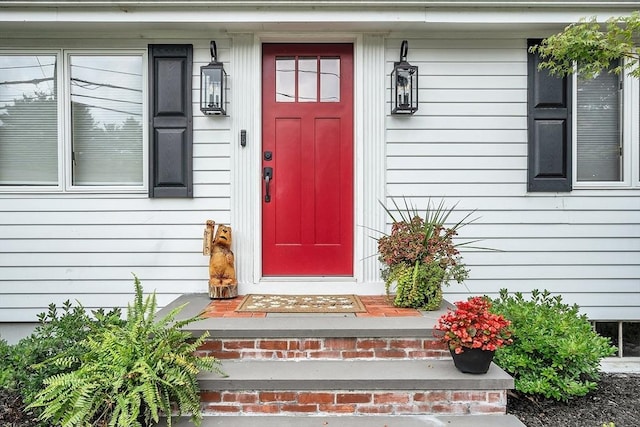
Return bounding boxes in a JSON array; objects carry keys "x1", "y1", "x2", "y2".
[
  {"x1": 2, "y1": 373, "x2": 639, "y2": 426},
  {"x1": 0, "y1": 390, "x2": 38, "y2": 427},
  {"x1": 508, "y1": 372, "x2": 640, "y2": 427}
]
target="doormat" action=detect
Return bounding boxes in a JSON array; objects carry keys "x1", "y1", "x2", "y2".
[{"x1": 235, "y1": 294, "x2": 367, "y2": 313}]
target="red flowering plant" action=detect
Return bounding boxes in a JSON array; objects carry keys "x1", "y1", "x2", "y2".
[{"x1": 435, "y1": 296, "x2": 513, "y2": 354}]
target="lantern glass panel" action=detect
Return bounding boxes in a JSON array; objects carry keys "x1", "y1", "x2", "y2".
[
  {"x1": 391, "y1": 63, "x2": 418, "y2": 114},
  {"x1": 396, "y1": 68, "x2": 411, "y2": 108},
  {"x1": 202, "y1": 67, "x2": 222, "y2": 110}
]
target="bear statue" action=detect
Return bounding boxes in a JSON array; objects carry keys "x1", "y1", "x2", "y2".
[{"x1": 203, "y1": 220, "x2": 238, "y2": 299}]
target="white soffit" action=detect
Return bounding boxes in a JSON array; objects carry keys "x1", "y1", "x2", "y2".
[{"x1": 0, "y1": 1, "x2": 638, "y2": 33}]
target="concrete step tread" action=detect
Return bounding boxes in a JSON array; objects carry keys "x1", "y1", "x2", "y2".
[
  {"x1": 167, "y1": 415, "x2": 527, "y2": 427},
  {"x1": 200, "y1": 359, "x2": 514, "y2": 390}
]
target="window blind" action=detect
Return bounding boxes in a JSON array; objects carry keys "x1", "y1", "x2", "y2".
[
  {"x1": 70, "y1": 55, "x2": 143, "y2": 186},
  {"x1": 0, "y1": 55, "x2": 58, "y2": 185},
  {"x1": 577, "y1": 62, "x2": 622, "y2": 182}
]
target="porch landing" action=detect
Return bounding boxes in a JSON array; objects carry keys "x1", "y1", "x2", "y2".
[
  {"x1": 160, "y1": 294, "x2": 524, "y2": 426},
  {"x1": 162, "y1": 293, "x2": 450, "y2": 338},
  {"x1": 202, "y1": 295, "x2": 425, "y2": 318}
]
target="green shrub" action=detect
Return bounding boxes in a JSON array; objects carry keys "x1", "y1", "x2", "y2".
[
  {"x1": 0, "y1": 336, "x2": 13, "y2": 387},
  {"x1": 491, "y1": 289, "x2": 616, "y2": 401},
  {"x1": 29, "y1": 276, "x2": 223, "y2": 427},
  {"x1": 2, "y1": 300, "x2": 122, "y2": 405}
]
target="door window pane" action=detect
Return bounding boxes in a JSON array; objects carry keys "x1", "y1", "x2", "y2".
[
  {"x1": 70, "y1": 55, "x2": 143, "y2": 186},
  {"x1": 320, "y1": 58, "x2": 340, "y2": 102},
  {"x1": 0, "y1": 55, "x2": 58, "y2": 185},
  {"x1": 577, "y1": 62, "x2": 622, "y2": 182},
  {"x1": 298, "y1": 57, "x2": 317, "y2": 102},
  {"x1": 276, "y1": 58, "x2": 295, "y2": 102}
]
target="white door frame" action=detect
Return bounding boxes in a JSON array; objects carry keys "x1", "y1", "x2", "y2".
[{"x1": 230, "y1": 32, "x2": 387, "y2": 294}]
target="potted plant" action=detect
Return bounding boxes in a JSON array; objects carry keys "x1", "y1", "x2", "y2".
[
  {"x1": 435, "y1": 296, "x2": 513, "y2": 374},
  {"x1": 376, "y1": 197, "x2": 475, "y2": 310}
]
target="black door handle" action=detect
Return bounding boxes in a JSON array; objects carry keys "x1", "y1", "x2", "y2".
[{"x1": 263, "y1": 167, "x2": 273, "y2": 202}]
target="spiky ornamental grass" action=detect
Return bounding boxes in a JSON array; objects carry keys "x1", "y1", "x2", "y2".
[{"x1": 28, "y1": 276, "x2": 223, "y2": 427}]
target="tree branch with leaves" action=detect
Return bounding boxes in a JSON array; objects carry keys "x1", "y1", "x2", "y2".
[{"x1": 530, "y1": 11, "x2": 640, "y2": 78}]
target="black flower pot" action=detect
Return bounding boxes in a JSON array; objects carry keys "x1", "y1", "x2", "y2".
[{"x1": 450, "y1": 348, "x2": 495, "y2": 374}]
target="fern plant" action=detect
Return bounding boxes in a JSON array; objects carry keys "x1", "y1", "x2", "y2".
[{"x1": 28, "y1": 275, "x2": 223, "y2": 427}]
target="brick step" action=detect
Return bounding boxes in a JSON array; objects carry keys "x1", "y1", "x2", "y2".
[
  {"x1": 198, "y1": 359, "x2": 514, "y2": 416},
  {"x1": 160, "y1": 296, "x2": 516, "y2": 419},
  {"x1": 167, "y1": 415, "x2": 527, "y2": 427},
  {"x1": 177, "y1": 294, "x2": 451, "y2": 361},
  {"x1": 197, "y1": 336, "x2": 448, "y2": 360}
]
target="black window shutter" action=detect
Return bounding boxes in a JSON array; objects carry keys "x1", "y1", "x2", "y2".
[
  {"x1": 148, "y1": 44, "x2": 193, "y2": 198},
  {"x1": 527, "y1": 39, "x2": 572, "y2": 192}
]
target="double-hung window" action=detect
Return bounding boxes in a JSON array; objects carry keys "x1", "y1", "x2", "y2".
[
  {"x1": 0, "y1": 50, "x2": 146, "y2": 192},
  {"x1": 528, "y1": 38, "x2": 640, "y2": 191}
]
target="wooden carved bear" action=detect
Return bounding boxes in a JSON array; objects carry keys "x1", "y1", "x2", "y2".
[{"x1": 203, "y1": 220, "x2": 238, "y2": 299}]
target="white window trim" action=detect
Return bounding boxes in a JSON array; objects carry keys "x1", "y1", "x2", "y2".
[
  {"x1": 631, "y1": 75, "x2": 640, "y2": 188},
  {"x1": 0, "y1": 48, "x2": 148, "y2": 194},
  {"x1": 0, "y1": 49, "x2": 63, "y2": 192},
  {"x1": 572, "y1": 68, "x2": 639, "y2": 189}
]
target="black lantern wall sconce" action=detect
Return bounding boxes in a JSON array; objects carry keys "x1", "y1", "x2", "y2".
[
  {"x1": 200, "y1": 41, "x2": 227, "y2": 116},
  {"x1": 391, "y1": 40, "x2": 418, "y2": 115}
]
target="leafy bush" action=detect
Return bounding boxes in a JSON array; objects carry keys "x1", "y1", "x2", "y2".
[
  {"x1": 491, "y1": 289, "x2": 617, "y2": 401},
  {"x1": 29, "y1": 276, "x2": 223, "y2": 427},
  {"x1": 0, "y1": 336, "x2": 13, "y2": 387},
  {"x1": 1, "y1": 300, "x2": 122, "y2": 406}
]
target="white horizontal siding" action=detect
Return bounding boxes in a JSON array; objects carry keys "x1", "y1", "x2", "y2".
[
  {"x1": 387, "y1": 129, "x2": 527, "y2": 143},
  {"x1": 0, "y1": 211, "x2": 231, "y2": 225},
  {"x1": 0, "y1": 253, "x2": 208, "y2": 267},
  {"x1": 0, "y1": 266, "x2": 209, "y2": 281},
  {"x1": 385, "y1": 36, "x2": 640, "y2": 321},
  {"x1": 388, "y1": 156, "x2": 527, "y2": 170},
  {"x1": 387, "y1": 143, "x2": 526, "y2": 156},
  {"x1": 463, "y1": 224, "x2": 640, "y2": 239},
  {"x1": 427, "y1": 89, "x2": 526, "y2": 103},
  {"x1": 0, "y1": 31, "x2": 638, "y2": 325},
  {"x1": 0, "y1": 37, "x2": 232, "y2": 321},
  {"x1": 0, "y1": 224, "x2": 209, "y2": 239},
  {"x1": 1, "y1": 239, "x2": 199, "y2": 252},
  {"x1": 457, "y1": 279, "x2": 640, "y2": 294}
]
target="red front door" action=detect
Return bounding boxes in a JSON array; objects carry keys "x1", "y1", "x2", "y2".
[{"x1": 262, "y1": 44, "x2": 354, "y2": 276}]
